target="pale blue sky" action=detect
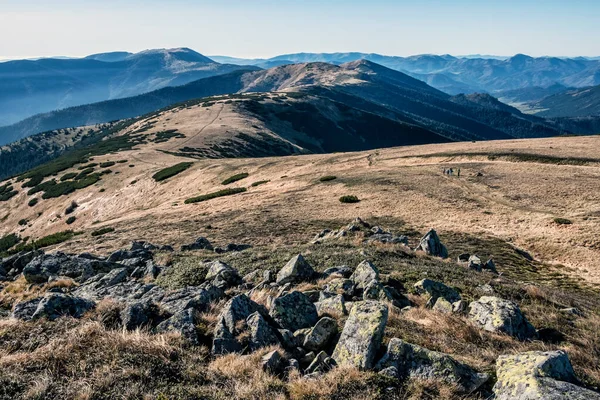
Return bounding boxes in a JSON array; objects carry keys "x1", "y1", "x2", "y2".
[{"x1": 1, "y1": 0, "x2": 599, "y2": 60}]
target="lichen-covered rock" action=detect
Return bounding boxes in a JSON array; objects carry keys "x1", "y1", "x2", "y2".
[
  {"x1": 375, "y1": 338, "x2": 488, "y2": 393},
  {"x1": 315, "y1": 294, "x2": 348, "y2": 316},
  {"x1": 363, "y1": 279, "x2": 394, "y2": 302},
  {"x1": 205, "y1": 260, "x2": 242, "y2": 288},
  {"x1": 180, "y1": 237, "x2": 213, "y2": 252},
  {"x1": 121, "y1": 300, "x2": 161, "y2": 330},
  {"x1": 432, "y1": 297, "x2": 454, "y2": 314},
  {"x1": 415, "y1": 229, "x2": 448, "y2": 258},
  {"x1": 468, "y1": 255, "x2": 482, "y2": 271},
  {"x1": 305, "y1": 350, "x2": 335, "y2": 374},
  {"x1": 332, "y1": 300, "x2": 388, "y2": 370},
  {"x1": 23, "y1": 252, "x2": 116, "y2": 284},
  {"x1": 322, "y1": 266, "x2": 352, "y2": 278},
  {"x1": 156, "y1": 309, "x2": 199, "y2": 344},
  {"x1": 262, "y1": 350, "x2": 282, "y2": 373},
  {"x1": 303, "y1": 317, "x2": 338, "y2": 352},
  {"x1": 483, "y1": 258, "x2": 498, "y2": 273},
  {"x1": 276, "y1": 254, "x2": 315, "y2": 285},
  {"x1": 12, "y1": 297, "x2": 42, "y2": 320},
  {"x1": 270, "y1": 291, "x2": 318, "y2": 332},
  {"x1": 414, "y1": 279, "x2": 461, "y2": 305},
  {"x1": 468, "y1": 296, "x2": 536, "y2": 340},
  {"x1": 494, "y1": 350, "x2": 600, "y2": 400},
  {"x1": 350, "y1": 260, "x2": 380, "y2": 290},
  {"x1": 246, "y1": 311, "x2": 280, "y2": 351},
  {"x1": 213, "y1": 294, "x2": 264, "y2": 355},
  {"x1": 325, "y1": 278, "x2": 355, "y2": 298},
  {"x1": 29, "y1": 293, "x2": 95, "y2": 321}
]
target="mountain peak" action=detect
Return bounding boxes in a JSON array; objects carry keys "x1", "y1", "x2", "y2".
[{"x1": 127, "y1": 48, "x2": 214, "y2": 64}]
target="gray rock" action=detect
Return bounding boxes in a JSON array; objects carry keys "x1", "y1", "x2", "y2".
[
  {"x1": 23, "y1": 252, "x2": 116, "y2": 284},
  {"x1": 494, "y1": 350, "x2": 600, "y2": 400},
  {"x1": 363, "y1": 279, "x2": 394, "y2": 302},
  {"x1": 278, "y1": 329, "x2": 297, "y2": 349},
  {"x1": 350, "y1": 260, "x2": 380, "y2": 290},
  {"x1": 376, "y1": 338, "x2": 489, "y2": 393},
  {"x1": 287, "y1": 358, "x2": 300, "y2": 373},
  {"x1": 332, "y1": 300, "x2": 388, "y2": 370},
  {"x1": 276, "y1": 254, "x2": 315, "y2": 285},
  {"x1": 262, "y1": 350, "x2": 282, "y2": 373},
  {"x1": 367, "y1": 233, "x2": 409, "y2": 245},
  {"x1": 457, "y1": 253, "x2": 470, "y2": 263},
  {"x1": 302, "y1": 290, "x2": 321, "y2": 302},
  {"x1": 315, "y1": 294, "x2": 347, "y2": 316},
  {"x1": 12, "y1": 297, "x2": 43, "y2": 320},
  {"x1": 414, "y1": 279, "x2": 461, "y2": 305},
  {"x1": 303, "y1": 317, "x2": 338, "y2": 352},
  {"x1": 212, "y1": 294, "x2": 263, "y2": 355},
  {"x1": 468, "y1": 296, "x2": 536, "y2": 340},
  {"x1": 476, "y1": 284, "x2": 495, "y2": 295},
  {"x1": 415, "y1": 229, "x2": 448, "y2": 258},
  {"x1": 468, "y1": 255, "x2": 482, "y2": 271},
  {"x1": 30, "y1": 294, "x2": 95, "y2": 321},
  {"x1": 246, "y1": 311, "x2": 280, "y2": 351},
  {"x1": 242, "y1": 269, "x2": 264, "y2": 284},
  {"x1": 156, "y1": 309, "x2": 199, "y2": 344},
  {"x1": 483, "y1": 258, "x2": 498, "y2": 273},
  {"x1": 121, "y1": 300, "x2": 161, "y2": 330},
  {"x1": 180, "y1": 237, "x2": 214, "y2": 252},
  {"x1": 305, "y1": 351, "x2": 334, "y2": 374},
  {"x1": 205, "y1": 260, "x2": 242, "y2": 288},
  {"x1": 270, "y1": 291, "x2": 318, "y2": 332},
  {"x1": 560, "y1": 307, "x2": 583, "y2": 316},
  {"x1": 325, "y1": 278, "x2": 355, "y2": 298},
  {"x1": 214, "y1": 243, "x2": 252, "y2": 254}
]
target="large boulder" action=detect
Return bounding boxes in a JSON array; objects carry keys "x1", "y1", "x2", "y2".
[
  {"x1": 325, "y1": 278, "x2": 355, "y2": 298},
  {"x1": 121, "y1": 300, "x2": 162, "y2": 330},
  {"x1": 246, "y1": 311, "x2": 280, "y2": 351},
  {"x1": 276, "y1": 254, "x2": 315, "y2": 285},
  {"x1": 376, "y1": 338, "x2": 489, "y2": 393},
  {"x1": 12, "y1": 298, "x2": 43, "y2": 320},
  {"x1": 18, "y1": 294, "x2": 96, "y2": 321},
  {"x1": 269, "y1": 291, "x2": 318, "y2": 332},
  {"x1": 205, "y1": 261, "x2": 242, "y2": 289},
  {"x1": 494, "y1": 350, "x2": 600, "y2": 400},
  {"x1": 332, "y1": 300, "x2": 388, "y2": 370},
  {"x1": 468, "y1": 296, "x2": 536, "y2": 340},
  {"x1": 23, "y1": 252, "x2": 116, "y2": 284},
  {"x1": 414, "y1": 279, "x2": 461, "y2": 305},
  {"x1": 303, "y1": 317, "x2": 338, "y2": 352},
  {"x1": 156, "y1": 309, "x2": 199, "y2": 344},
  {"x1": 315, "y1": 294, "x2": 348, "y2": 316},
  {"x1": 212, "y1": 294, "x2": 264, "y2": 355},
  {"x1": 350, "y1": 260, "x2": 380, "y2": 290},
  {"x1": 415, "y1": 229, "x2": 448, "y2": 258},
  {"x1": 1, "y1": 251, "x2": 40, "y2": 276},
  {"x1": 161, "y1": 283, "x2": 224, "y2": 314}
]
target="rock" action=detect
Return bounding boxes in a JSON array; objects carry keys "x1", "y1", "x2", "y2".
[
  {"x1": 375, "y1": 338, "x2": 489, "y2": 393},
  {"x1": 476, "y1": 284, "x2": 495, "y2": 295},
  {"x1": 12, "y1": 297, "x2": 43, "y2": 320},
  {"x1": 468, "y1": 255, "x2": 482, "y2": 271},
  {"x1": 350, "y1": 260, "x2": 380, "y2": 290},
  {"x1": 415, "y1": 229, "x2": 448, "y2": 258},
  {"x1": 302, "y1": 290, "x2": 321, "y2": 302},
  {"x1": 156, "y1": 309, "x2": 199, "y2": 344},
  {"x1": 305, "y1": 351, "x2": 334, "y2": 374},
  {"x1": 161, "y1": 283, "x2": 225, "y2": 314},
  {"x1": 536, "y1": 327, "x2": 566, "y2": 344},
  {"x1": 414, "y1": 279, "x2": 461, "y2": 305},
  {"x1": 205, "y1": 261, "x2": 242, "y2": 288},
  {"x1": 318, "y1": 291, "x2": 336, "y2": 301},
  {"x1": 287, "y1": 358, "x2": 300, "y2": 373},
  {"x1": 1, "y1": 251, "x2": 39, "y2": 276},
  {"x1": 30, "y1": 294, "x2": 95, "y2": 321},
  {"x1": 468, "y1": 296, "x2": 536, "y2": 340},
  {"x1": 332, "y1": 300, "x2": 388, "y2": 370},
  {"x1": 242, "y1": 269, "x2": 264, "y2": 284},
  {"x1": 494, "y1": 350, "x2": 600, "y2": 400},
  {"x1": 262, "y1": 350, "x2": 282, "y2": 373},
  {"x1": 97, "y1": 267, "x2": 129, "y2": 287},
  {"x1": 457, "y1": 253, "x2": 470, "y2": 262},
  {"x1": 180, "y1": 237, "x2": 214, "y2": 252},
  {"x1": 278, "y1": 329, "x2": 297, "y2": 349},
  {"x1": 212, "y1": 294, "x2": 263, "y2": 355},
  {"x1": 276, "y1": 254, "x2": 315, "y2": 285},
  {"x1": 246, "y1": 312, "x2": 280, "y2": 351},
  {"x1": 483, "y1": 258, "x2": 498, "y2": 273},
  {"x1": 300, "y1": 351, "x2": 317, "y2": 367},
  {"x1": 363, "y1": 279, "x2": 394, "y2": 302},
  {"x1": 160, "y1": 245, "x2": 174, "y2": 252},
  {"x1": 560, "y1": 307, "x2": 583, "y2": 316},
  {"x1": 214, "y1": 243, "x2": 252, "y2": 254},
  {"x1": 23, "y1": 252, "x2": 116, "y2": 284},
  {"x1": 270, "y1": 291, "x2": 318, "y2": 332},
  {"x1": 121, "y1": 300, "x2": 162, "y2": 330},
  {"x1": 325, "y1": 278, "x2": 355, "y2": 298},
  {"x1": 366, "y1": 233, "x2": 409, "y2": 245},
  {"x1": 315, "y1": 294, "x2": 347, "y2": 316},
  {"x1": 263, "y1": 270, "x2": 275, "y2": 283},
  {"x1": 432, "y1": 297, "x2": 454, "y2": 314},
  {"x1": 131, "y1": 241, "x2": 158, "y2": 251},
  {"x1": 322, "y1": 266, "x2": 352, "y2": 278},
  {"x1": 108, "y1": 248, "x2": 153, "y2": 265},
  {"x1": 384, "y1": 286, "x2": 412, "y2": 309},
  {"x1": 303, "y1": 317, "x2": 338, "y2": 352}
]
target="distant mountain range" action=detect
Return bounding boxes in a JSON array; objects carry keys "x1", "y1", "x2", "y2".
[{"x1": 0, "y1": 48, "x2": 257, "y2": 127}]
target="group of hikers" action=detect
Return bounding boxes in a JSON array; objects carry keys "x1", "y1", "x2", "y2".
[{"x1": 442, "y1": 167, "x2": 460, "y2": 177}]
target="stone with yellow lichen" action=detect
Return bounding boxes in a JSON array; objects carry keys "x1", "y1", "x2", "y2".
[{"x1": 468, "y1": 296, "x2": 536, "y2": 340}]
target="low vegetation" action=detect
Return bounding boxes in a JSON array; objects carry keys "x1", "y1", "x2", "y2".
[
  {"x1": 153, "y1": 129, "x2": 185, "y2": 143},
  {"x1": 66, "y1": 216, "x2": 76, "y2": 225},
  {"x1": 0, "y1": 233, "x2": 20, "y2": 253},
  {"x1": 65, "y1": 201, "x2": 78, "y2": 215},
  {"x1": 185, "y1": 187, "x2": 247, "y2": 204},
  {"x1": 0, "y1": 183, "x2": 18, "y2": 202},
  {"x1": 9, "y1": 231, "x2": 75, "y2": 254},
  {"x1": 251, "y1": 180, "x2": 270, "y2": 187},
  {"x1": 99, "y1": 161, "x2": 116, "y2": 168},
  {"x1": 554, "y1": 217, "x2": 573, "y2": 225},
  {"x1": 91, "y1": 227, "x2": 115, "y2": 237},
  {"x1": 60, "y1": 172, "x2": 78, "y2": 181},
  {"x1": 339, "y1": 195, "x2": 360, "y2": 203},
  {"x1": 27, "y1": 198, "x2": 38, "y2": 207},
  {"x1": 222, "y1": 172, "x2": 249, "y2": 185},
  {"x1": 152, "y1": 162, "x2": 193, "y2": 182},
  {"x1": 319, "y1": 175, "x2": 337, "y2": 182}
]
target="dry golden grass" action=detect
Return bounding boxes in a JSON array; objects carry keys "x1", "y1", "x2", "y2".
[{"x1": 0, "y1": 276, "x2": 77, "y2": 308}]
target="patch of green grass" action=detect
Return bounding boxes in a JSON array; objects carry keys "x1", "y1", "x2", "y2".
[
  {"x1": 75, "y1": 168, "x2": 95, "y2": 180},
  {"x1": 221, "y1": 173, "x2": 249, "y2": 185},
  {"x1": 553, "y1": 217, "x2": 573, "y2": 225},
  {"x1": 99, "y1": 161, "x2": 116, "y2": 168},
  {"x1": 40, "y1": 175, "x2": 101, "y2": 199},
  {"x1": 66, "y1": 216, "x2": 76, "y2": 225},
  {"x1": 184, "y1": 188, "x2": 247, "y2": 204},
  {"x1": 339, "y1": 195, "x2": 360, "y2": 203},
  {"x1": 319, "y1": 175, "x2": 337, "y2": 182},
  {"x1": 152, "y1": 162, "x2": 193, "y2": 182},
  {"x1": 250, "y1": 180, "x2": 270, "y2": 187},
  {"x1": 0, "y1": 233, "x2": 20, "y2": 253},
  {"x1": 28, "y1": 198, "x2": 38, "y2": 207},
  {"x1": 153, "y1": 129, "x2": 185, "y2": 143},
  {"x1": 91, "y1": 227, "x2": 115, "y2": 237},
  {"x1": 60, "y1": 172, "x2": 78, "y2": 181},
  {"x1": 22, "y1": 176, "x2": 43, "y2": 188},
  {"x1": 9, "y1": 230, "x2": 75, "y2": 254}
]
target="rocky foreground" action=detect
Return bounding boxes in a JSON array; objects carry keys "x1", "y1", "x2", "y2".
[{"x1": 1, "y1": 218, "x2": 599, "y2": 399}]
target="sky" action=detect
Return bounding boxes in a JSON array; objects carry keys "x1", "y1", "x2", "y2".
[{"x1": 1, "y1": 0, "x2": 599, "y2": 60}]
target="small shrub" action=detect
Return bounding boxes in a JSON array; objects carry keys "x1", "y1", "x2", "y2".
[
  {"x1": 0, "y1": 183, "x2": 18, "y2": 201},
  {"x1": 99, "y1": 161, "x2": 116, "y2": 168},
  {"x1": 75, "y1": 168, "x2": 95, "y2": 180},
  {"x1": 0, "y1": 233, "x2": 20, "y2": 252},
  {"x1": 9, "y1": 230, "x2": 74, "y2": 253},
  {"x1": 66, "y1": 216, "x2": 76, "y2": 225},
  {"x1": 65, "y1": 201, "x2": 78, "y2": 215},
  {"x1": 129, "y1": 165, "x2": 135, "y2": 168},
  {"x1": 339, "y1": 195, "x2": 360, "y2": 204},
  {"x1": 99, "y1": 188, "x2": 106, "y2": 193},
  {"x1": 152, "y1": 162, "x2": 193, "y2": 182},
  {"x1": 91, "y1": 227, "x2": 115, "y2": 237},
  {"x1": 320, "y1": 175, "x2": 337, "y2": 182},
  {"x1": 185, "y1": 188, "x2": 247, "y2": 204},
  {"x1": 251, "y1": 180, "x2": 270, "y2": 187},
  {"x1": 60, "y1": 172, "x2": 78, "y2": 181},
  {"x1": 28, "y1": 198, "x2": 39, "y2": 207},
  {"x1": 18, "y1": 219, "x2": 28, "y2": 226},
  {"x1": 553, "y1": 217, "x2": 573, "y2": 225},
  {"x1": 222, "y1": 173, "x2": 249, "y2": 185}
]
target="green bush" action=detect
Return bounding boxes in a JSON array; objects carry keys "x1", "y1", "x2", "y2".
[
  {"x1": 65, "y1": 201, "x2": 78, "y2": 215},
  {"x1": 91, "y1": 227, "x2": 115, "y2": 237},
  {"x1": 28, "y1": 198, "x2": 39, "y2": 207},
  {"x1": 251, "y1": 180, "x2": 270, "y2": 187},
  {"x1": 60, "y1": 172, "x2": 78, "y2": 181},
  {"x1": 320, "y1": 175, "x2": 337, "y2": 182},
  {"x1": 152, "y1": 162, "x2": 193, "y2": 182},
  {"x1": 553, "y1": 217, "x2": 573, "y2": 225},
  {"x1": 0, "y1": 183, "x2": 18, "y2": 201},
  {"x1": 22, "y1": 176, "x2": 43, "y2": 188},
  {"x1": 222, "y1": 173, "x2": 249, "y2": 185},
  {"x1": 339, "y1": 195, "x2": 360, "y2": 204},
  {"x1": 9, "y1": 231, "x2": 74, "y2": 254},
  {"x1": 185, "y1": 188, "x2": 247, "y2": 204},
  {"x1": 41, "y1": 174, "x2": 101, "y2": 199},
  {"x1": 66, "y1": 216, "x2": 76, "y2": 225},
  {"x1": 0, "y1": 233, "x2": 20, "y2": 252},
  {"x1": 78, "y1": 163, "x2": 98, "y2": 170},
  {"x1": 75, "y1": 168, "x2": 95, "y2": 180},
  {"x1": 18, "y1": 219, "x2": 28, "y2": 226},
  {"x1": 99, "y1": 161, "x2": 116, "y2": 168}
]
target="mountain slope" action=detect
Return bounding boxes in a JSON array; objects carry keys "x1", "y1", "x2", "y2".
[
  {"x1": 0, "y1": 48, "x2": 258, "y2": 127},
  {"x1": 534, "y1": 85, "x2": 600, "y2": 117}
]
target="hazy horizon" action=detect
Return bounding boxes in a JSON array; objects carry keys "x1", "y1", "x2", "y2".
[{"x1": 1, "y1": 0, "x2": 599, "y2": 60}]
